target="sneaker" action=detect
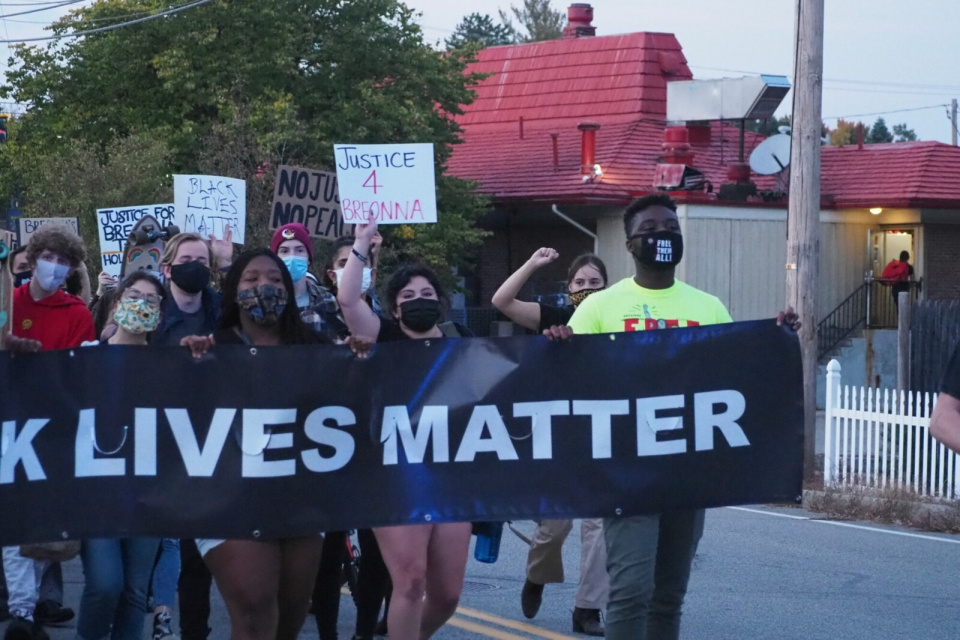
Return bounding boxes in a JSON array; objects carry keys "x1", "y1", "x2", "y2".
[
  {"x1": 153, "y1": 612, "x2": 179, "y2": 640},
  {"x1": 572, "y1": 607, "x2": 604, "y2": 637},
  {"x1": 33, "y1": 601, "x2": 74, "y2": 626},
  {"x1": 3, "y1": 616, "x2": 47, "y2": 640}
]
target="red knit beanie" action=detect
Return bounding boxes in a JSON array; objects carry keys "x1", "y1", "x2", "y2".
[{"x1": 270, "y1": 223, "x2": 313, "y2": 262}]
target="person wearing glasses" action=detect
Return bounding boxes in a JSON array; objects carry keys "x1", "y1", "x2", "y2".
[{"x1": 75, "y1": 272, "x2": 167, "y2": 640}]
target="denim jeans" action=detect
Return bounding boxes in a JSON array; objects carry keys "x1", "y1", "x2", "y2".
[
  {"x1": 150, "y1": 539, "x2": 180, "y2": 610},
  {"x1": 2, "y1": 546, "x2": 47, "y2": 619},
  {"x1": 77, "y1": 538, "x2": 161, "y2": 640},
  {"x1": 603, "y1": 510, "x2": 705, "y2": 640}
]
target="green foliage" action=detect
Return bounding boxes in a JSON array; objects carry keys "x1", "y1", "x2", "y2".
[
  {"x1": 892, "y1": 123, "x2": 918, "y2": 142},
  {"x1": 867, "y1": 117, "x2": 894, "y2": 144},
  {"x1": 498, "y1": 0, "x2": 565, "y2": 42},
  {"x1": 446, "y1": 13, "x2": 514, "y2": 49},
  {"x1": 745, "y1": 115, "x2": 792, "y2": 138},
  {"x1": 1, "y1": 0, "x2": 490, "y2": 281}
]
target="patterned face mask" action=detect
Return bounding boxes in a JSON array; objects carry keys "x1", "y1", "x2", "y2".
[
  {"x1": 237, "y1": 284, "x2": 288, "y2": 325},
  {"x1": 113, "y1": 299, "x2": 161, "y2": 334},
  {"x1": 569, "y1": 288, "x2": 603, "y2": 307}
]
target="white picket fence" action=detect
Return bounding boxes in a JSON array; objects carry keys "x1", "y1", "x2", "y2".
[{"x1": 824, "y1": 359, "x2": 959, "y2": 498}]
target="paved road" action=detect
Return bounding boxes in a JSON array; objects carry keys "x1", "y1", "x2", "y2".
[{"x1": 16, "y1": 506, "x2": 960, "y2": 640}]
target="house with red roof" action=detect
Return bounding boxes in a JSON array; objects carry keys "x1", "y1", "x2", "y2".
[{"x1": 448, "y1": 3, "x2": 960, "y2": 351}]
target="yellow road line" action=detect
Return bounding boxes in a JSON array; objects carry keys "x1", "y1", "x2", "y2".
[
  {"x1": 455, "y1": 605, "x2": 581, "y2": 640},
  {"x1": 340, "y1": 586, "x2": 580, "y2": 640},
  {"x1": 447, "y1": 616, "x2": 532, "y2": 639}
]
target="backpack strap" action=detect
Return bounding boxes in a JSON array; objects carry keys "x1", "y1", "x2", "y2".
[{"x1": 437, "y1": 321, "x2": 461, "y2": 338}]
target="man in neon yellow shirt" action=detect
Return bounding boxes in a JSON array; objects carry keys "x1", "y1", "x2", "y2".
[{"x1": 558, "y1": 194, "x2": 799, "y2": 640}]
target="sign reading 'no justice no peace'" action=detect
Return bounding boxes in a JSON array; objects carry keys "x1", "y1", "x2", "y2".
[{"x1": 334, "y1": 143, "x2": 437, "y2": 225}]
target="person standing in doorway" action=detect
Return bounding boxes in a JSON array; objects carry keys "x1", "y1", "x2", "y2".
[{"x1": 881, "y1": 250, "x2": 914, "y2": 310}]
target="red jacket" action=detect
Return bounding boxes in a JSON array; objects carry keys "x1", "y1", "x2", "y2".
[{"x1": 13, "y1": 284, "x2": 95, "y2": 350}]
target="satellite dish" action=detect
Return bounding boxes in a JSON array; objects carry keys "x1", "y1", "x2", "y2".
[{"x1": 749, "y1": 134, "x2": 792, "y2": 175}]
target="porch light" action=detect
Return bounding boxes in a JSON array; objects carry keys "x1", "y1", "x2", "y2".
[{"x1": 870, "y1": 208, "x2": 882, "y2": 215}]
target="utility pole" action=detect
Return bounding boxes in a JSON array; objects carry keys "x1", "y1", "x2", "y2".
[
  {"x1": 786, "y1": 0, "x2": 824, "y2": 482},
  {"x1": 951, "y1": 98, "x2": 957, "y2": 147}
]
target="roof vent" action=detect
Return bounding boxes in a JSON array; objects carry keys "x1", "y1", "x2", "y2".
[
  {"x1": 563, "y1": 3, "x2": 596, "y2": 38},
  {"x1": 666, "y1": 75, "x2": 791, "y2": 123}
]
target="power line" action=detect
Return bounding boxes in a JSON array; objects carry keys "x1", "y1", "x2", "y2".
[
  {"x1": 823, "y1": 104, "x2": 949, "y2": 120},
  {"x1": 688, "y1": 64, "x2": 960, "y2": 93},
  {"x1": 0, "y1": 0, "x2": 212, "y2": 43},
  {"x1": 4, "y1": 2, "x2": 197, "y2": 25},
  {"x1": 0, "y1": 0, "x2": 83, "y2": 19}
]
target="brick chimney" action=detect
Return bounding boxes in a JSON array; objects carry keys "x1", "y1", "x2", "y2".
[{"x1": 563, "y1": 3, "x2": 596, "y2": 38}]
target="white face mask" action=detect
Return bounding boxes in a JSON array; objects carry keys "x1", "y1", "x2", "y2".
[
  {"x1": 34, "y1": 259, "x2": 71, "y2": 292},
  {"x1": 334, "y1": 268, "x2": 373, "y2": 294}
]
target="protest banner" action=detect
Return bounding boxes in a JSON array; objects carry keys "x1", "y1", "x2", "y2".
[
  {"x1": 17, "y1": 218, "x2": 79, "y2": 247},
  {"x1": 96, "y1": 205, "x2": 176, "y2": 278},
  {"x1": 271, "y1": 166, "x2": 345, "y2": 239},
  {"x1": 173, "y1": 175, "x2": 246, "y2": 244},
  {"x1": 0, "y1": 319, "x2": 802, "y2": 545},
  {"x1": 334, "y1": 143, "x2": 437, "y2": 225}
]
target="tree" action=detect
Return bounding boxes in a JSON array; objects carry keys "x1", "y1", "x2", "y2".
[
  {"x1": 498, "y1": 0, "x2": 565, "y2": 42},
  {"x1": 892, "y1": 123, "x2": 918, "y2": 142},
  {"x1": 827, "y1": 119, "x2": 870, "y2": 146},
  {"x1": 745, "y1": 115, "x2": 792, "y2": 137},
  {"x1": 867, "y1": 117, "x2": 894, "y2": 143},
  {"x1": 446, "y1": 13, "x2": 514, "y2": 49},
  {"x1": 0, "y1": 0, "x2": 491, "y2": 287}
]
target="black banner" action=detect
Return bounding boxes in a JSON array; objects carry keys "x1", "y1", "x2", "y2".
[{"x1": 0, "y1": 320, "x2": 803, "y2": 545}]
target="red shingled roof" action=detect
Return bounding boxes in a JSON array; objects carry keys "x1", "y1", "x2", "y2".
[
  {"x1": 459, "y1": 32, "x2": 691, "y2": 132},
  {"x1": 449, "y1": 119, "x2": 773, "y2": 203},
  {"x1": 821, "y1": 142, "x2": 960, "y2": 208},
  {"x1": 448, "y1": 32, "x2": 960, "y2": 209}
]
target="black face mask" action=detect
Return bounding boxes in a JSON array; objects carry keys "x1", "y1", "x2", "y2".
[
  {"x1": 169, "y1": 261, "x2": 210, "y2": 294},
  {"x1": 629, "y1": 230, "x2": 684, "y2": 271},
  {"x1": 399, "y1": 298, "x2": 441, "y2": 333},
  {"x1": 13, "y1": 271, "x2": 32, "y2": 288}
]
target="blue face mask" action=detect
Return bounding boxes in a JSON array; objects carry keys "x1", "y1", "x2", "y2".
[{"x1": 281, "y1": 256, "x2": 309, "y2": 283}]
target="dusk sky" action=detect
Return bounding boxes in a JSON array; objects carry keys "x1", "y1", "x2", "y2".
[{"x1": 1, "y1": 0, "x2": 958, "y2": 143}]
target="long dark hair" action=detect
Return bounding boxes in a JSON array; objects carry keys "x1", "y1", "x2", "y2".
[
  {"x1": 385, "y1": 263, "x2": 448, "y2": 317},
  {"x1": 219, "y1": 249, "x2": 315, "y2": 344},
  {"x1": 567, "y1": 253, "x2": 608, "y2": 287}
]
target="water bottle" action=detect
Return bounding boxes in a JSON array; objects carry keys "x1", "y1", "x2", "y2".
[{"x1": 473, "y1": 522, "x2": 504, "y2": 563}]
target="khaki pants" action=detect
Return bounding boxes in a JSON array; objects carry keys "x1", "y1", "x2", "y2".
[{"x1": 525, "y1": 519, "x2": 609, "y2": 609}]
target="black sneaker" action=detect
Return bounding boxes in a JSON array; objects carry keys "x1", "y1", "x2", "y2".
[
  {"x1": 153, "y1": 612, "x2": 179, "y2": 640},
  {"x1": 3, "y1": 617, "x2": 36, "y2": 640},
  {"x1": 33, "y1": 601, "x2": 74, "y2": 626},
  {"x1": 572, "y1": 607, "x2": 604, "y2": 637}
]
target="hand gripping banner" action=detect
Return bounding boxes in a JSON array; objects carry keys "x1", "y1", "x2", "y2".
[{"x1": 0, "y1": 320, "x2": 803, "y2": 545}]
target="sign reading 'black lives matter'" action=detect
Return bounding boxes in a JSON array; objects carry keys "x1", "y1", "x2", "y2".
[{"x1": 0, "y1": 320, "x2": 802, "y2": 545}]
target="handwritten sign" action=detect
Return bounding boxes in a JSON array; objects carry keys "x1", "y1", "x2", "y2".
[
  {"x1": 17, "y1": 217, "x2": 79, "y2": 247},
  {"x1": 96, "y1": 205, "x2": 176, "y2": 278},
  {"x1": 173, "y1": 175, "x2": 246, "y2": 244},
  {"x1": 271, "y1": 166, "x2": 345, "y2": 239},
  {"x1": 333, "y1": 143, "x2": 437, "y2": 225}
]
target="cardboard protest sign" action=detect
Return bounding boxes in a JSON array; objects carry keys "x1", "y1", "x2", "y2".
[
  {"x1": 271, "y1": 166, "x2": 346, "y2": 239},
  {"x1": 97, "y1": 205, "x2": 176, "y2": 278},
  {"x1": 17, "y1": 218, "x2": 79, "y2": 247},
  {"x1": 173, "y1": 175, "x2": 246, "y2": 244},
  {"x1": 334, "y1": 143, "x2": 437, "y2": 225}
]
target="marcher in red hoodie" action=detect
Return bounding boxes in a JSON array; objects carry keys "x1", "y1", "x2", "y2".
[
  {"x1": 1, "y1": 224, "x2": 93, "y2": 640},
  {"x1": 5, "y1": 225, "x2": 94, "y2": 353}
]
